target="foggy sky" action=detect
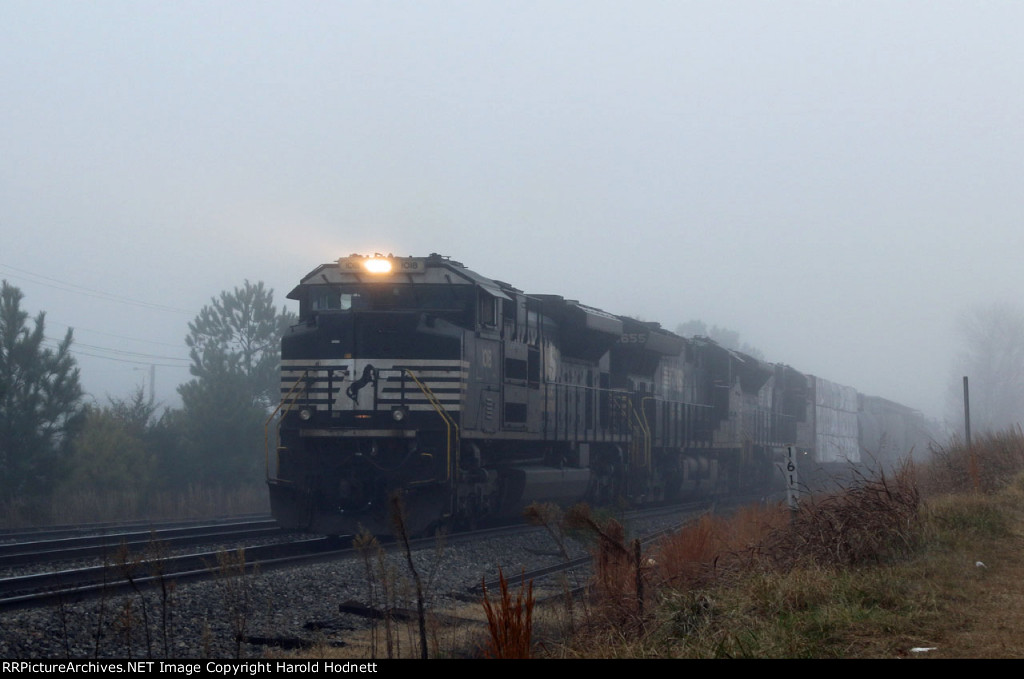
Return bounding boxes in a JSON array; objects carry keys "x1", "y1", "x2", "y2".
[{"x1": 4, "y1": 1, "x2": 1023, "y2": 422}]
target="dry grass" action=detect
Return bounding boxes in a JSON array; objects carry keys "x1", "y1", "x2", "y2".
[
  {"x1": 543, "y1": 433, "x2": 1024, "y2": 658},
  {"x1": 759, "y1": 463, "x2": 922, "y2": 570},
  {"x1": 922, "y1": 427, "x2": 1024, "y2": 495},
  {"x1": 480, "y1": 568, "x2": 535, "y2": 659},
  {"x1": 652, "y1": 506, "x2": 790, "y2": 588}
]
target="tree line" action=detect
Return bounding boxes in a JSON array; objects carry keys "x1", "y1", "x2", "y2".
[
  {"x1": 4, "y1": 280, "x2": 1023, "y2": 516},
  {"x1": 0, "y1": 280, "x2": 295, "y2": 510}
]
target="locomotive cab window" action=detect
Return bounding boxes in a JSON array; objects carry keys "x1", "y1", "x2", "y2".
[
  {"x1": 306, "y1": 284, "x2": 474, "y2": 325},
  {"x1": 312, "y1": 288, "x2": 356, "y2": 311}
]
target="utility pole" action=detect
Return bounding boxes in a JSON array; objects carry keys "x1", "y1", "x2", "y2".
[
  {"x1": 964, "y1": 375, "x2": 978, "y2": 492},
  {"x1": 134, "y1": 364, "x2": 156, "y2": 405},
  {"x1": 963, "y1": 375, "x2": 971, "y2": 448}
]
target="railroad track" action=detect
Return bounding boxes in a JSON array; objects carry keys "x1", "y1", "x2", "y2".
[
  {"x1": 0, "y1": 533, "x2": 343, "y2": 613},
  {"x1": 478, "y1": 504, "x2": 694, "y2": 587},
  {"x1": 289, "y1": 503, "x2": 712, "y2": 659},
  {"x1": 0, "y1": 514, "x2": 555, "y2": 614},
  {"x1": 0, "y1": 501, "x2": 733, "y2": 657},
  {"x1": 337, "y1": 502, "x2": 707, "y2": 629},
  {"x1": 0, "y1": 515, "x2": 335, "y2": 612},
  {"x1": 0, "y1": 503, "x2": 689, "y2": 611},
  {"x1": 0, "y1": 514, "x2": 273, "y2": 544},
  {"x1": 0, "y1": 518, "x2": 285, "y2": 571}
]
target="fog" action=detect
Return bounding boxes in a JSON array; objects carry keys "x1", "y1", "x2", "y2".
[{"x1": 4, "y1": 1, "x2": 1022, "y2": 421}]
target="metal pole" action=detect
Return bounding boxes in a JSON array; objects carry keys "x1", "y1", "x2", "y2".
[
  {"x1": 963, "y1": 376, "x2": 971, "y2": 448},
  {"x1": 964, "y1": 375, "x2": 979, "y2": 492}
]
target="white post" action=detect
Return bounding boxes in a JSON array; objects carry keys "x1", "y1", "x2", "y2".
[{"x1": 784, "y1": 445, "x2": 799, "y2": 517}]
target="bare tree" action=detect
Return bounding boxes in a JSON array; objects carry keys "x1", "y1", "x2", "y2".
[{"x1": 950, "y1": 302, "x2": 1024, "y2": 433}]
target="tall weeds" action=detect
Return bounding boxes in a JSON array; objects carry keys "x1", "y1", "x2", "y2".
[
  {"x1": 353, "y1": 530, "x2": 394, "y2": 659},
  {"x1": 759, "y1": 462, "x2": 922, "y2": 571},
  {"x1": 561, "y1": 504, "x2": 651, "y2": 628},
  {"x1": 547, "y1": 430, "x2": 1024, "y2": 657},
  {"x1": 523, "y1": 502, "x2": 590, "y2": 629},
  {"x1": 389, "y1": 493, "x2": 429, "y2": 660},
  {"x1": 923, "y1": 427, "x2": 1024, "y2": 495},
  {"x1": 214, "y1": 548, "x2": 252, "y2": 659},
  {"x1": 481, "y1": 568, "x2": 535, "y2": 659}
]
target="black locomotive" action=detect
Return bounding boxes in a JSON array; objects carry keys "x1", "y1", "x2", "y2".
[{"x1": 267, "y1": 253, "x2": 932, "y2": 535}]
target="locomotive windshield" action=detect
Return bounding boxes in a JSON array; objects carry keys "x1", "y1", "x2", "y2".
[{"x1": 308, "y1": 283, "x2": 474, "y2": 324}]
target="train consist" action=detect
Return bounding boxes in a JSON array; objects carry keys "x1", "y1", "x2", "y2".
[{"x1": 267, "y1": 253, "x2": 933, "y2": 536}]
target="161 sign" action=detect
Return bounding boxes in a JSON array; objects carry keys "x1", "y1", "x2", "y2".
[{"x1": 775, "y1": 445, "x2": 800, "y2": 513}]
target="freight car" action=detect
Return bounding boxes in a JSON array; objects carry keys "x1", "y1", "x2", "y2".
[{"x1": 266, "y1": 253, "x2": 932, "y2": 536}]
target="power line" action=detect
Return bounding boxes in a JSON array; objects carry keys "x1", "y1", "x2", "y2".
[
  {"x1": 67, "y1": 350, "x2": 190, "y2": 369},
  {"x1": 55, "y1": 338, "x2": 188, "y2": 362},
  {"x1": 2, "y1": 263, "x2": 197, "y2": 367},
  {"x1": 43, "y1": 333, "x2": 191, "y2": 364},
  {"x1": 0, "y1": 263, "x2": 195, "y2": 314},
  {"x1": 46, "y1": 349, "x2": 189, "y2": 369},
  {"x1": 40, "y1": 335, "x2": 191, "y2": 368},
  {"x1": 48, "y1": 320, "x2": 188, "y2": 350}
]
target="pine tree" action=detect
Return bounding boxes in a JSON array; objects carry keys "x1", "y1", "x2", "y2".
[
  {"x1": 0, "y1": 281, "x2": 84, "y2": 496},
  {"x1": 177, "y1": 281, "x2": 295, "y2": 486},
  {"x1": 185, "y1": 280, "x2": 294, "y2": 408}
]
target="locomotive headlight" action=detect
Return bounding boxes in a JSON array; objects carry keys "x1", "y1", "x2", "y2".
[
  {"x1": 299, "y1": 408, "x2": 313, "y2": 421},
  {"x1": 391, "y1": 406, "x2": 408, "y2": 422},
  {"x1": 363, "y1": 257, "x2": 393, "y2": 274}
]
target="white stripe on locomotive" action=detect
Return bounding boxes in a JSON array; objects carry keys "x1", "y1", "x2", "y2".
[{"x1": 280, "y1": 357, "x2": 467, "y2": 412}]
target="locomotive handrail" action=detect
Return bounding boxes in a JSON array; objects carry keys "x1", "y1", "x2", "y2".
[
  {"x1": 264, "y1": 369, "x2": 309, "y2": 480},
  {"x1": 639, "y1": 395, "x2": 716, "y2": 449},
  {"x1": 401, "y1": 368, "x2": 459, "y2": 484},
  {"x1": 637, "y1": 396, "x2": 664, "y2": 468},
  {"x1": 620, "y1": 394, "x2": 650, "y2": 468},
  {"x1": 544, "y1": 381, "x2": 645, "y2": 443},
  {"x1": 604, "y1": 392, "x2": 646, "y2": 464}
]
